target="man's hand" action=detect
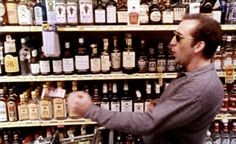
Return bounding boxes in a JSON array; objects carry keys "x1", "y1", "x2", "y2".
[{"x1": 67, "y1": 91, "x2": 92, "y2": 116}]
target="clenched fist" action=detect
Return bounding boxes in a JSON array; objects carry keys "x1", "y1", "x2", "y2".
[{"x1": 67, "y1": 91, "x2": 92, "y2": 116}]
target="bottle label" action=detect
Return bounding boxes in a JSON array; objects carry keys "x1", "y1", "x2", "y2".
[
  {"x1": 162, "y1": 11, "x2": 173, "y2": 24},
  {"x1": 95, "y1": 9, "x2": 106, "y2": 23},
  {"x1": 121, "y1": 100, "x2": 132, "y2": 112},
  {"x1": 189, "y1": 2, "x2": 200, "y2": 14},
  {"x1": 167, "y1": 59, "x2": 176, "y2": 72},
  {"x1": 101, "y1": 55, "x2": 110, "y2": 72},
  {"x1": 7, "y1": 101, "x2": 17, "y2": 121},
  {"x1": 0, "y1": 3, "x2": 6, "y2": 17},
  {"x1": 79, "y1": 0, "x2": 93, "y2": 23},
  {"x1": 4, "y1": 55, "x2": 20, "y2": 73},
  {"x1": 117, "y1": 11, "x2": 128, "y2": 23},
  {"x1": 123, "y1": 51, "x2": 135, "y2": 68},
  {"x1": 139, "y1": 5, "x2": 149, "y2": 24},
  {"x1": 134, "y1": 102, "x2": 144, "y2": 112},
  {"x1": 111, "y1": 52, "x2": 121, "y2": 69},
  {"x1": 0, "y1": 101, "x2": 7, "y2": 121},
  {"x1": 173, "y1": 8, "x2": 186, "y2": 21},
  {"x1": 34, "y1": 6, "x2": 43, "y2": 25},
  {"x1": 138, "y1": 59, "x2": 147, "y2": 71},
  {"x1": 106, "y1": 6, "x2": 117, "y2": 23},
  {"x1": 40, "y1": 100, "x2": 52, "y2": 119},
  {"x1": 101, "y1": 102, "x2": 110, "y2": 110},
  {"x1": 53, "y1": 98, "x2": 65, "y2": 119},
  {"x1": 39, "y1": 60, "x2": 50, "y2": 74},
  {"x1": 62, "y1": 58, "x2": 74, "y2": 72},
  {"x1": 75, "y1": 55, "x2": 89, "y2": 71},
  {"x1": 111, "y1": 102, "x2": 120, "y2": 112},
  {"x1": 18, "y1": 104, "x2": 28, "y2": 120},
  {"x1": 150, "y1": 11, "x2": 161, "y2": 22},
  {"x1": 30, "y1": 63, "x2": 40, "y2": 75},
  {"x1": 28, "y1": 103, "x2": 39, "y2": 120},
  {"x1": 214, "y1": 59, "x2": 222, "y2": 70},
  {"x1": 67, "y1": 3, "x2": 78, "y2": 24},
  {"x1": 18, "y1": 5, "x2": 33, "y2": 25},
  {"x1": 6, "y1": 3, "x2": 19, "y2": 24},
  {"x1": 148, "y1": 61, "x2": 157, "y2": 72},
  {"x1": 157, "y1": 58, "x2": 166, "y2": 72},
  {"x1": 52, "y1": 59, "x2": 62, "y2": 73},
  {"x1": 90, "y1": 58, "x2": 101, "y2": 73},
  {"x1": 55, "y1": 3, "x2": 67, "y2": 24},
  {"x1": 4, "y1": 40, "x2": 16, "y2": 53}
]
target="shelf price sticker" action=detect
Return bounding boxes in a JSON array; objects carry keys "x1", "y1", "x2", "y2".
[{"x1": 225, "y1": 65, "x2": 235, "y2": 84}]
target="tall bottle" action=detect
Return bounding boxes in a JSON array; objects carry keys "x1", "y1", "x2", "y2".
[
  {"x1": 79, "y1": 0, "x2": 94, "y2": 24},
  {"x1": 92, "y1": 86, "x2": 101, "y2": 107},
  {"x1": 4, "y1": 35, "x2": 20, "y2": 76},
  {"x1": 149, "y1": 0, "x2": 161, "y2": 24},
  {"x1": 148, "y1": 47, "x2": 157, "y2": 73},
  {"x1": 161, "y1": 0, "x2": 174, "y2": 24},
  {"x1": 106, "y1": 0, "x2": 117, "y2": 24},
  {"x1": 18, "y1": 94, "x2": 29, "y2": 121},
  {"x1": 62, "y1": 42, "x2": 74, "y2": 74},
  {"x1": 0, "y1": 42, "x2": 5, "y2": 75},
  {"x1": 39, "y1": 84, "x2": 52, "y2": 120},
  {"x1": 19, "y1": 38, "x2": 31, "y2": 75},
  {"x1": 137, "y1": 40, "x2": 148, "y2": 73},
  {"x1": 173, "y1": 0, "x2": 186, "y2": 24},
  {"x1": 6, "y1": 0, "x2": 19, "y2": 25},
  {"x1": 121, "y1": 81, "x2": 133, "y2": 112},
  {"x1": 33, "y1": 0, "x2": 47, "y2": 25},
  {"x1": 55, "y1": 0, "x2": 67, "y2": 25},
  {"x1": 133, "y1": 90, "x2": 144, "y2": 112},
  {"x1": 75, "y1": 38, "x2": 90, "y2": 74},
  {"x1": 7, "y1": 89, "x2": 18, "y2": 122},
  {"x1": 94, "y1": 0, "x2": 106, "y2": 24},
  {"x1": 139, "y1": 0, "x2": 149, "y2": 24},
  {"x1": 0, "y1": 0, "x2": 7, "y2": 25},
  {"x1": 111, "y1": 82, "x2": 120, "y2": 112},
  {"x1": 17, "y1": 0, "x2": 33, "y2": 25},
  {"x1": 101, "y1": 38, "x2": 111, "y2": 74},
  {"x1": 166, "y1": 44, "x2": 176, "y2": 72},
  {"x1": 39, "y1": 47, "x2": 51, "y2": 75},
  {"x1": 90, "y1": 44, "x2": 101, "y2": 74},
  {"x1": 144, "y1": 81, "x2": 152, "y2": 111},
  {"x1": 51, "y1": 54, "x2": 63, "y2": 75},
  {"x1": 68, "y1": 81, "x2": 81, "y2": 119},
  {"x1": 221, "y1": 120, "x2": 230, "y2": 144},
  {"x1": 0, "y1": 89, "x2": 7, "y2": 122},
  {"x1": 28, "y1": 91, "x2": 39, "y2": 120},
  {"x1": 30, "y1": 49, "x2": 40, "y2": 75},
  {"x1": 117, "y1": 0, "x2": 127, "y2": 24},
  {"x1": 111, "y1": 36, "x2": 121, "y2": 71},
  {"x1": 66, "y1": 0, "x2": 79, "y2": 25},
  {"x1": 156, "y1": 42, "x2": 167, "y2": 73},
  {"x1": 101, "y1": 82, "x2": 110, "y2": 110},
  {"x1": 122, "y1": 34, "x2": 136, "y2": 74}
]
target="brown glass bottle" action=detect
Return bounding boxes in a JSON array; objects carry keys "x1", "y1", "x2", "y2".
[
  {"x1": 92, "y1": 86, "x2": 101, "y2": 107},
  {"x1": 7, "y1": 89, "x2": 18, "y2": 122},
  {"x1": 137, "y1": 40, "x2": 148, "y2": 73},
  {"x1": 0, "y1": 0, "x2": 8, "y2": 25},
  {"x1": 39, "y1": 84, "x2": 52, "y2": 120},
  {"x1": 30, "y1": 49, "x2": 40, "y2": 75},
  {"x1": 18, "y1": 94, "x2": 29, "y2": 121},
  {"x1": 149, "y1": 0, "x2": 161, "y2": 24},
  {"x1": 28, "y1": 91, "x2": 39, "y2": 120},
  {"x1": 101, "y1": 38, "x2": 111, "y2": 74},
  {"x1": 117, "y1": 0, "x2": 127, "y2": 24},
  {"x1": 90, "y1": 44, "x2": 101, "y2": 74},
  {"x1": 62, "y1": 42, "x2": 74, "y2": 74}
]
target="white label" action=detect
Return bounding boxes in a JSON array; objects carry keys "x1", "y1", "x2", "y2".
[
  {"x1": 121, "y1": 100, "x2": 132, "y2": 112},
  {"x1": 173, "y1": 8, "x2": 186, "y2": 21},
  {"x1": 79, "y1": 0, "x2": 93, "y2": 23},
  {"x1": 95, "y1": 9, "x2": 106, "y2": 23},
  {"x1": 111, "y1": 52, "x2": 121, "y2": 69},
  {"x1": 162, "y1": 11, "x2": 174, "y2": 24},
  {"x1": 134, "y1": 102, "x2": 144, "y2": 112},
  {"x1": 34, "y1": 6, "x2": 43, "y2": 25},
  {"x1": 52, "y1": 60, "x2": 62, "y2": 73},
  {"x1": 0, "y1": 3, "x2": 6, "y2": 17},
  {"x1": 106, "y1": 6, "x2": 116, "y2": 23},
  {"x1": 90, "y1": 58, "x2": 101, "y2": 72},
  {"x1": 117, "y1": 11, "x2": 128, "y2": 23},
  {"x1": 75, "y1": 55, "x2": 89, "y2": 70},
  {"x1": 52, "y1": 88, "x2": 66, "y2": 98},
  {"x1": 101, "y1": 102, "x2": 110, "y2": 110},
  {"x1": 0, "y1": 101, "x2": 7, "y2": 121},
  {"x1": 139, "y1": 5, "x2": 149, "y2": 23},
  {"x1": 189, "y1": 2, "x2": 200, "y2": 14},
  {"x1": 123, "y1": 51, "x2": 135, "y2": 68},
  {"x1": 30, "y1": 63, "x2": 40, "y2": 75},
  {"x1": 62, "y1": 58, "x2": 74, "y2": 72},
  {"x1": 212, "y1": 10, "x2": 222, "y2": 23},
  {"x1": 111, "y1": 102, "x2": 120, "y2": 112},
  {"x1": 39, "y1": 60, "x2": 50, "y2": 74},
  {"x1": 18, "y1": 5, "x2": 33, "y2": 25},
  {"x1": 101, "y1": 55, "x2": 110, "y2": 72},
  {"x1": 67, "y1": 3, "x2": 78, "y2": 24},
  {"x1": 55, "y1": 3, "x2": 67, "y2": 24},
  {"x1": 150, "y1": 11, "x2": 161, "y2": 22},
  {"x1": 214, "y1": 59, "x2": 221, "y2": 70},
  {"x1": 144, "y1": 101, "x2": 150, "y2": 111}
]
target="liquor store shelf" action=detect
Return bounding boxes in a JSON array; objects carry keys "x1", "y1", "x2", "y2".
[
  {"x1": 0, "y1": 24, "x2": 235, "y2": 32},
  {"x1": 0, "y1": 119, "x2": 97, "y2": 128},
  {"x1": 0, "y1": 72, "x2": 227, "y2": 82}
]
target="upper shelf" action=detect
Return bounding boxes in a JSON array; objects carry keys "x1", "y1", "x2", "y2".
[{"x1": 0, "y1": 24, "x2": 235, "y2": 32}]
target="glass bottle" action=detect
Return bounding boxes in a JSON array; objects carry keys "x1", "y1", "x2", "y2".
[
  {"x1": 117, "y1": 0, "x2": 127, "y2": 24},
  {"x1": 28, "y1": 91, "x2": 39, "y2": 120},
  {"x1": 66, "y1": 0, "x2": 78, "y2": 25},
  {"x1": 144, "y1": 81, "x2": 152, "y2": 111},
  {"x1": 161, "y1": 0, "x2": 174, "y2": 24},
  {"x1": 17, "y1": 0, "x2": 33, "y2": 25},
  {"x1": 0, "y1": 0, "x2": 7, "y2": 25},
  {"x1": 122, "y1": 34, "x2": 136, "y2": 74},
  {"x1": 149, "y1": 0, "x2": 161, "y2": 24},
  {"x1": 18, "y1": 94, "x2": 29, "y2": 121},
  {"x1": 156, "y1": 42, "x2": 167, "y2": 73},
  {"x1": 111, "y1": 82, "x2": 120, "y2": 112},
  {"x1": 7, "y1": 89, "x2": 18, "y2": 122},
  {"x1": 111, "y1": 36, "x2": 121, "y2": 71},
  {"x1": 101, "y1": 82, "x2": 110, "y2": 110},
  {"x1": 148, "y1": 47, "x2": 157, "y2": 73},
  {"x1": 62, "y1": 42, "x2": 74, "y2": 74},
  {"x1": 94, "y1": 0, "x2": 106, "y2": 24},
  {"x1": 6, "y1": 0, "x2": 19, "y2": 25},
  {"x1": 79, "y1": 0, "x2": 94, "y2": 24},
  {"x1": 39, "y1": 84, "x2": 52, "y2": 120},
  {"x1": 139, "y1": 0, "x2": 149, "y2": 24},
  {"x1": 92, "y1": 86, "x2": 101, "y2": 107},
  {"x1": 137, "y1": 40, "x2": 148, "y2": 73},
  {"x1": 68, "y1": 81, "x2": 81, "y2": 119},
  {"x1": 121, "y1": 81, "x2": 132, "y2": 112},
  {"x1": 101, "y1": 38, "x2": 111, "y2": 74},
  {"x1": 221, "y1": 120, "x2": 230, "y2": 144},
  {"x1": 75, "y1": 38, "x2": 90, "y2": 74},
  {"x1": 19, "y1": 38, "x2": 31, "y2": 75},
  {"x1": 30, "y1": 49, "x2": 40, "y2": 75},
  {"x1": 90, "y1": 44, "x2": 101, "y2": 74},
  {"x1": 222, "y1": 35, "x2": 233, "y2": 71},
  {"x1": 33, "y1": 0, "x2": 47, "y2": 25},
  {"x1": 230, "y1": 122, "x2": 236, "y2": 143},
  {"x1": 0, "y1": 42, "x2": 5, "y2": 75},
  {"x1": 52, "y1": 54, "x2": 63, "y2": 75},
  {"x1": 106, "y1": 0, "x2": 117, "y2": 24},
  {"x1": 212, "y1": 122, "x2": 221, "y2": 143},
  {"x1": 203, "y1": 131, "x2": 214, "y2": 144},
  {"x1": 166, "y1": 44, "x2": 176, "y2": 72},
  {"x1": 39, "y1": 47, "x2": 51, "y2": 75},
  {"x1": 55, "y1": 0, "x2": 67, "y2": 25},
  {"x1": 173, "y1": 0, "x2": 186, "y2": 24},
  {"x1": 0, "y1": 89, "x2": 7, "y2": 122},
  {"x1": 213, "y1": 46, "x2": 223, "y2": 72},
  {"x1": 133, "y1": 90, "x2": 144, "y2": 112}
]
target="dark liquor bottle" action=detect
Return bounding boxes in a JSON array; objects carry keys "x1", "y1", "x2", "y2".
[
  {"x1": 148, "y1": 47, "x2": 157, "y2": 73},
  {"x1": 0, "y1": 89, "x2": 7, "y2": 122},
  {"x1": 33, "y1": 0, "x2": 47, "y2": 25},
  {"x1": 62, "y1": 42, "x2": 74, "y2": 74},
  {"x1": 7, "y1": 89, "x2": 18, "y2": 122},
  {"x1": 144, "y1": 81, "x2": 152, "y2": 111},
  {"x1": 30, "y1": 49, "x2": 40, "y2": 75},
  {"x1": 92, "y1": 86, "x2": 101, "y2": 107},
  {"x1": 66, "y1": 0, "x2": 79, "y2": 25},
  {"x1": 111, "y1": 82, "x2": 120, "y2": 112},
  {"x1": 94, "y1": 0, "x2": 106, "y2": 24},
  {"x1": 90, "y1": 44, "x2": 101, "y2": 74},
  {"x1": 101, "y1": 82, "x2": 110, "y2": 110},
  {"x1": 0, "y1": 0, "x2": 7, "y2": 25},
  {"x1": 12, "y1": 131, "x2": 20, "y2": 144},
  {"x1": 166, "y1": 44, "x2": 176, "y2": 72},
  {"x1": 111, "y1": 36, "x2": 121, "y2": 71},
  {"x1": 0, "y1": 42, "x2": 5, "y2": 75},
  {"x1": 106, "y1": 0, "x2": 117, "y2": 24},
  {"x1": 173, "y1": 0, "x2": 186, "y2": 24},
  {"x1": 161, "y1": 0, "x2": 174, "y2": 24},
  {"x1": 139, "y1": 0, "x2": 149, "y2": 24},
  {"x1": 75, "y1": 38, "x2": 90, "y2": 74},
  {"x1": 149, "y1": 0, "x2": 161, "y2": 24},
  {"x1": 137, "y1": 40, "x2": 148, "y2": 73},
  {"x1": 121, "y1": 81, "x2": 132, "y2": 112},
  {"x1": 212, "y1": 122, "x2": 221, "y2": 143},
  {"x1": 19, "y1": 38, "x2": 31, "y2": 75},
  {"x1": 133, "y1": 90, "x2": 144, "y2": 112},
  {"x1": 122, "y1": 34, "x2": 136, "y2": 74},
  {"x1": 117, "y1": 0, "x2": 127, "y2": 24},
  {"x1": 156, "y1": 42, "x2": 167, "y2": 73},
  {"x1": 52, "y1": 55, "x2": 63, "y2": 75},
  {"x1": 101, "y1": 38, "x2": 111, "y2": 74},
  {"x1": 39, "y1": 47, "x2": 51, "y2": 75}
]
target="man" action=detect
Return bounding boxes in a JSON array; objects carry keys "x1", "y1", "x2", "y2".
[{"x1": 67, "y1": 14, "x2": 224, "y2": 144}]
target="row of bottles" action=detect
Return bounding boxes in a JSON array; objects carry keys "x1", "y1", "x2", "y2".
[
  {"x1": 220, "y1": 83, "x2": 236, "y2": 115},
  {"x1": 0, "y1": 79, "x2": 165, "y2": 122},
  {"x1": 0, "y1": 0, "x2": 235, "y2": 26},
  {"x1": 0, "y1": 33, "x2": 178, "y2": 76}
]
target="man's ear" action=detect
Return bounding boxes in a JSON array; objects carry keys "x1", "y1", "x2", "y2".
[{"x1": 194, "y1": 41, "x2": 205, "y2": 53}]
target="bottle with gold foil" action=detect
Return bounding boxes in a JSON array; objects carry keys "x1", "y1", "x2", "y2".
[
  {"x1": 0, "y1": 0, "x2": 7, "y2": 25},
  {"x1": 18, "y1": 94, "x2": 29, "y2": 121},
  {"x1": 6, "y1": 0, "x2": 19, "y2": 25},
  {"x1": 17, "y1": 0, "x2": 33, "y2": 25},
  {"x1": 4, "y1": 35, "x2": 20, "y2": 76},
  {"x1": 68, "y1": 81, "x2": 81, "y2": 119},
  {"x1": 40, "y1": 84, "x2": 52, "y2": 120},
  {"x1": 7, "y1": 89, "x2": 18, "y2": 122},
  {"x1": 28, "y1": 91, "x2": 39, "y2": 120},
  {"x1": 0, "y1": 89, "x2": 8, "y2": 122},
  {"x1": 52, "y1": 82, "x2": 66, "y2": 120}
]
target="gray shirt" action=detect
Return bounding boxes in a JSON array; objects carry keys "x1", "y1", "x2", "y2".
[{"x1": 84, "y1": 63, "x2": 224, "y2": 144}]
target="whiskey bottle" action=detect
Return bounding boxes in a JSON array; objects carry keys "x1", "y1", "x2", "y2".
[
  {"x1": 0, "y1": 0, "x2": 7, "y2": 25},
  {"x1": 173, "y1": 0, "x2": 186, "y2": 24},
  {"x1": 19, "y1": 38, "x2": 31, "y2": 75},
  {"x1": 18, "y1": 94, "x2": 29, "y2": 121},
  {"x1": 40, "y1": 84, "x2": 52, "y2": 120},
  {"x1": 55, "y1": 0, "x2": 67, "y2": 25},
  {"x1": 0, "y1": 42, "x2": 5, "y2": 75},
  {"x1": 137, "y1": 40, "x2": 148, "y2": 73},
  {"x1": 62, "y1": 42, "x2": 74, "y2": 74},
  {"x1": 4, "y1": 35, "x2": 20, "y2": 76},
  {"x1": 106, "y1": 0, "x2": 117, "y2": 24},
  {"x1": 28, "y1": 91, "x2": 39, "y2": 120},
  {"x1": 148, "y1": 47, "x2": 157, "y2": 73},
  {"x1": 161, "y1": 0, "x2": 174, "y2": 24},
  {"x1": 139, "y1": 0, "x2": 149, "y2": 24},
  {"x1": 7, "y1": 89, "x2": 18, "y2": 122},
  {"x1": 117, "y1": 0, "x2": 127, "y2": 24},
  {"x1": 111, "y1": 82, "x2": 120, "y2": 112},
  {"x1": 144, "y1": 81, "x2": 152, "y2": 111},
  {"x1": 33, "y1": 0, "x2": 47, "y2": 25},
  {"x1": 156, "y1": 42, "x2": 167, "y2": 73},
  {"x1": 0, "y1": 89, "x2": 7, "y2": 122},
  {"x1": 75, "y1": 38, "x2": 90, "y2": 74},
  {"x1": 111, "y1": 36, "x2": 121, "y2": 71},
  {"x1": 101, "y1": 82, "x2": 110, "y2": 110},
  {"x1": 222, "y1": 35, "x2": 233, "y2": 70},
  {"x1": 68, "y1": 81, "x2": 81, "y2": 119},
  {"x1": 133, "y1": 90, "x2": 144, "y2": 113},
  {"x1": 79, "y1": 0, "x2": 94, "y2": 24},
  {"x1": 66, "y1": 0, "x2": 79, "y2": 25},
  {"x1": 121, "y1": 82, "x2": 132, "y2": 112},
  {"x1": 92, "y1": 86, "x2": 101, "y2": 107},
  {"x1": 6, "y1": 0, "x2": 19, "y2": 25},
  {"x1": 94, "y1": 0, "x2": 106, "y2": 24},
  {"x1": 90, "y1": 44, "x2": 101, "y2": 74},
  {"x1": 101, "y1": 38, "x2": 111, "y2": 74},
  {"x1": 154, "y1": 81, "x2": 161, "y2": 99},
  {"x1": 52, "y1": 55, "x2": 63, "y2": 75},
  {"x1": 30, "y1": 49, "x2": 40, "y2": 75},
  {"x1": 149, "y1": 0, "x2": 161, "y2": 24},
  {"x1": 122, "y1": 34, "x2": 136, "y2": 74},
  {"x1": 17, "y1": 0, "x2": 33, "y2": 25},
  {"x1": 166, "y1": 44, "x2": 176, "y2": 72},
  {"x1": 39, "y1": 48, "x2": 51, "y2": 75}
]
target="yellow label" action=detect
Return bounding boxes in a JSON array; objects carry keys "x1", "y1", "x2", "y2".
[
  {"x1": 53, "y1": 98, "x2": 65, "y2": 119},
  {"x1": 40, "y1": 100, "x2": 52, "y2": 119},
  {"x1": 18, "y1": 104, "x2": 28, "y2": 120},
  {"x1": 4, "y1": 55, "x2": 19, "y2": 73},
  {"x1": 28, "y1": 103, "x2": 39, "y2": 120}
]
